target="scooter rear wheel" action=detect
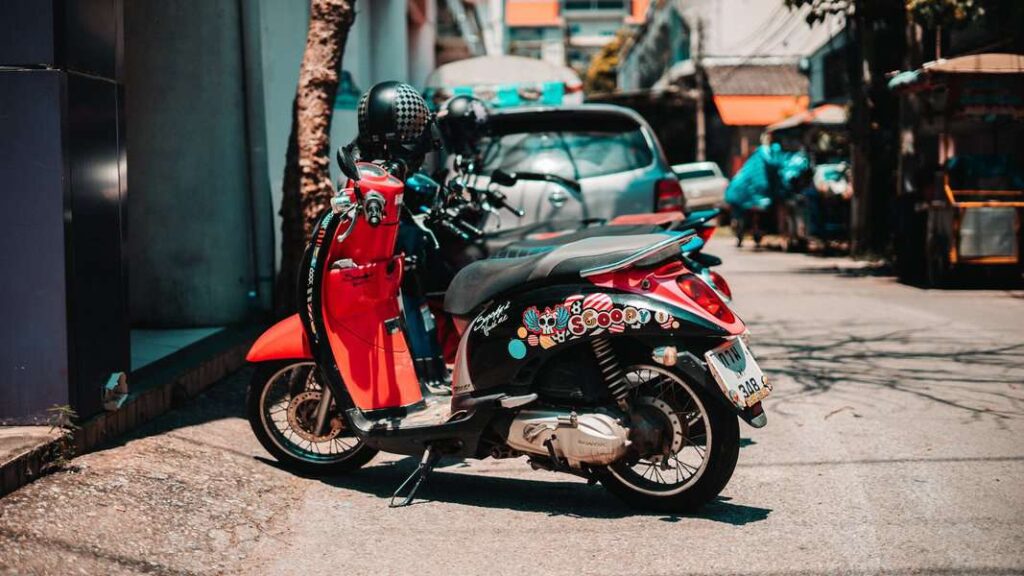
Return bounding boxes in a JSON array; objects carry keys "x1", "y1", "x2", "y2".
[
  {"x1": 598, "y1": 363, "x2": 739, "y2": 513},
  {"x1": 247, "y1": 360, "x2": 377, "y2": 474}
]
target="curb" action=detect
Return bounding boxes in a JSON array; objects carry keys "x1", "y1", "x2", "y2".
[{"x1": 0, "y1": 324, "x2": 262, "y2": 497}]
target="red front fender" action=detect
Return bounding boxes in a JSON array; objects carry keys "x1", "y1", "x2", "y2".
[{"x1": 246, "y1": 314, "x2": 313, "y2": 362}]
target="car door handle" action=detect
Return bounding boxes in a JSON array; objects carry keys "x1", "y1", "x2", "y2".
[{"x1": 548, "y1": 189, "x2": 568, "y2": 209}]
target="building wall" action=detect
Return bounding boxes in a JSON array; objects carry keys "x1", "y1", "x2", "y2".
[
  {"x1": 108, "y1": 0, "x2": 449, "y2": 324},
  {"x1": 1, "y1": 0, "x2": 129, "y2": 422},
  {"x1": 506, "y1": 0, "x2": 641, "y2": 70},
  {"x1": 125, "y1": 0, "x2": 256, "y2": 327}
]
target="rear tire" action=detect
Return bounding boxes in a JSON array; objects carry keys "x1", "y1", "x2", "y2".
[
  {"x1": 599, "y1": 363, "x2": 740, "y2": 513},
  {"x1": 247, "y1": 360, "x2": 377, "y2": 475}
]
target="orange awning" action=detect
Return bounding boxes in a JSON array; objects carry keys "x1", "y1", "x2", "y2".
[
  {"x1": 713, "y1": 95, "x2": 810, "y2": 126},
  {"x1": 628, "y1": 0, "x2": 650, "y2": 23},
  {"x1": 506, "y1": 0, "x2": 562, "y2": 27}
]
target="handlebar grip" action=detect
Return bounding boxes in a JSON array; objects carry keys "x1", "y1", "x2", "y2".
[
  {"x1": 436, "y1": 217, "x2": 471, "y2": 241},
  {"x1": 487, "y1": 190, "x2": 526, "y2": 218},
  {"x1": 457, "y1": 220, "x2": 485, "y2": 239}
]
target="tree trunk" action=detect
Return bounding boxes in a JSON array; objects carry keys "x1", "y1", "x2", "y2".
[
  {"x1": 275, "y1": 0, "x2": 357, "y2": 315},
  {"x1": 849, "y1": 0, "x2": 905, "y2": 257}
]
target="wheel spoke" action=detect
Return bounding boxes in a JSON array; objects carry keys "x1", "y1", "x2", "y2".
[
  {"x1": 260, "y1": 362, "x2": 363, "y2": 465},
  {"x1": 610, "y1": 363, "x2": 713, "y2": 494}
]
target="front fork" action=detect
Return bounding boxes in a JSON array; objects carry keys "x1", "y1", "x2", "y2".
[{"x1": 313, "y1": 385, "x2": 334, "y2": 436}]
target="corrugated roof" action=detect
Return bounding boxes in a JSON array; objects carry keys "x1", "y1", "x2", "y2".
[
  {"x1": 705, "y1": 64, "x2": 808, "y2": 96},
  {"x1": 766, "y1": 103, "x2": 848, "y2": 133},
  {"x1": 889, "y1": 53, "x2": 1024, "y2": 91}
]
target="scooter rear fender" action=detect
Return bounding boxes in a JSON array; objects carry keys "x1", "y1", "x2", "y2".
[{"x1": 246, "y1": 314, "x2": 314, "y2": 363}]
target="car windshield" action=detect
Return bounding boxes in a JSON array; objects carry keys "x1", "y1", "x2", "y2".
[
  {"x1": 676, "y1": 168, "x2": 717, "y2": 180},
  {"x1": 478, "y1": 127, "x2": 654, "y2": 180}
]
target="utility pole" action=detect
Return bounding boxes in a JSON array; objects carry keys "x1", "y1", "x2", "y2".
[{"x1": 695, "y1": 17, "x2": 706, "y2": 162}]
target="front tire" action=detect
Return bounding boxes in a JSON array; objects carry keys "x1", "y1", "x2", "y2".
[
  {"x1": 599, "y1": 363, "x2": 740, "y2": 513},
  {"x1": 247, "y1": 360, "x2": 377, "y2": 475}
]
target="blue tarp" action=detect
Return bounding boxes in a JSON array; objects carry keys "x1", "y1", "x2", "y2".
[{"x1": 725, "y1": 144, "x2": 810, "y2": 213}]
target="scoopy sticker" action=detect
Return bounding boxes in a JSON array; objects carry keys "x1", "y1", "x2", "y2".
[{"x1": 507, "y1": 293, "x2": 679, "y2": 357}]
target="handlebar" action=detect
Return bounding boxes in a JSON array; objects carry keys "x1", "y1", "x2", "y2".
[{"x1": 492, "y1": 169, "x2": 582, "y2": 194}]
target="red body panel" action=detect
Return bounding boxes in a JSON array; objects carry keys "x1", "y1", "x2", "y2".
[
  {"x1": 589, "y1": 262, "x2": 746, "y2": 335},
  {"x1": 248, "y1": 163, "x2": 423, "y2": 411},
  {"x1": 319, "y1": 165, "x2": 423, "y2": 411},
  {"x1": 246, "y1": 314, "x2": 313, "y2": 362},
  {"x1": 608, "y1": 212, "x2": 685, "y2": 226},
  {"x1": 322, "y1": 259, "x2": 422, "y2": 410}
]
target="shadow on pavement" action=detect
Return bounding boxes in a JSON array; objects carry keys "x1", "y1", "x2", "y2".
[
  {"x1": 750, "y1": 319, "x2": 1024, "y2": 420},
  {"x1": 93, "y1": 368, "x2": 252, "y2": 452},
  {"x1": 266, "y1": 455, "x2": 772, "y2": 524},
  {"x1": 791, "y1": 263, "x2": 893, "y2": 278}
]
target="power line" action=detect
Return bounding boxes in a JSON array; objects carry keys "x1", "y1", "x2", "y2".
[
  {"x1": 713, "y1": 2, "x2": 790, "y2": 55},
  {"x1": 715, "y1": 3, "x2": 811, "y2": 86}
]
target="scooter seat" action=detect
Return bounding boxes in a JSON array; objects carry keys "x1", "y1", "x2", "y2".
[
  {"x1": 444, "y1": 233, "x2": 684, "y2": 316},
  {"x1": 489, "y1": 209, "x2": 719, "y2": 259},
  {"x1": 490, "y1": 224, "x2": 657, "y2": 258}
]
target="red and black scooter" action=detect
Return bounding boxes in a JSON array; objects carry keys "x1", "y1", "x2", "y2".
[{"x1": 245, "y1": 82, "x2": 770, "y2": 511}]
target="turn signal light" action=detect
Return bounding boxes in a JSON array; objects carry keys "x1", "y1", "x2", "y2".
[
  {"x1": 655, "y1": 179, "x2": 684, "y2": 212},
  {"x1": 677, "y1": 274, "x2": 735, "y2": 323}
]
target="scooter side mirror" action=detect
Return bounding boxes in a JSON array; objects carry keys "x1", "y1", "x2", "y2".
[
  {"x1": 336, "y1": 146, "x2": 361, "y2": 182},
  {"x1": 491, "y1": 169, "x2": 518, "y2": 187}
]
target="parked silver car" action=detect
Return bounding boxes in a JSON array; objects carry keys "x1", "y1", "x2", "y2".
[
  {"x1": 671, "y1": 161, "x2": 730, "y2": 210},
  {"x1": 473, "y1": 105, "x2": 683, "y2": 242}
]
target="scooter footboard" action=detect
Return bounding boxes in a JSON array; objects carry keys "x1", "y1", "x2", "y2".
[{"x1": 346, "y1": 393, "x2": 508, "y2": 458}]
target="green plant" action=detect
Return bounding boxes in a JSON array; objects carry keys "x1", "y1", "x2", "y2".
[
  {"x1": 584, "y1": 31, "x2": 627, "y2": 95},
  {"x1": 905, "y1": 0, "x2": 985, "y2": 27},
  {"x1": 786, "y1": 0, "x2": 986, "y2": 27},
  {"x1": 45, "y1": 404, "x2": 80, "y2": 471}
]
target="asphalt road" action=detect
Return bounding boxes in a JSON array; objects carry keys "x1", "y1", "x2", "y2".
[{"x1": 2, "y1": 240, "x2": 1023, "y2": 576}]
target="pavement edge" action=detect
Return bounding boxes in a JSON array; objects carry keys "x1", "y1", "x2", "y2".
[{"x1": 0, "y1": 323, "x2": 263, "y2": 498}]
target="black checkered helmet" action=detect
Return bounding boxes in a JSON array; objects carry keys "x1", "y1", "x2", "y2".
[{"x1": 356, "y1": 81, "x2": 434, "y2": 164}]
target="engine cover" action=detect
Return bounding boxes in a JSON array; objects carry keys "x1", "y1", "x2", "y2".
[{"x1": 505, "y1": 410, "x2": 630, "y2": 468}]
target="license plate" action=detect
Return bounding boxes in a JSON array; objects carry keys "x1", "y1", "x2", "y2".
[{"x1": 704, "y1": 337, "x2": 771, "y2": 410}]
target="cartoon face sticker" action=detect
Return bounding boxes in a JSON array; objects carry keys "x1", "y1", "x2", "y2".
[
  {"x1": 509, "y1": 294, "x2": 680, "y2": 358},
  {"x1": 523, "y1": 305, "x2": 569, "y2": 335}
]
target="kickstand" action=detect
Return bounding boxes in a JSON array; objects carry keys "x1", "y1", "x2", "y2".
[{"x1": 389, "y1": 445, "x2": 441, "y2": 508}]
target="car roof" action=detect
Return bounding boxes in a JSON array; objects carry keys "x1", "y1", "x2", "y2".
[{"x1": 488, "y1": 104, "x2": 651, "y2": 133}]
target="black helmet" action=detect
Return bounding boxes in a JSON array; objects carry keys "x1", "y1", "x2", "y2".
[
  {"x1": 356, "y1": 81, "x2": 434, "y2": 164},
  {"x1": 436, "y1": 95, "x2": 490, "y2": 157}
]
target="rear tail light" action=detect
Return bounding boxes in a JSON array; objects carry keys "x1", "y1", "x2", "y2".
[
  {"x1": 677, "y1": 274, "x2": 735, "y2": 323},
  {"x1": 709, "y1": 270, "x2": 732, "y2": 300},
  {"x1": 655, "y1": 178, "x2": 684, "y2": 213}
]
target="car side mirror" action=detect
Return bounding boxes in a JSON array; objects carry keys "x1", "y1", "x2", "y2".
[
  {"x1": 336, "y1": 146, "x2": 360, "y2": 182},
  {"x1": 491, "y1": 169, "x2": 517, "y2": 187}
]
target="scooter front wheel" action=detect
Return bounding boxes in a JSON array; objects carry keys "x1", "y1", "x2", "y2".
[{"x1": 247, "y1": 360, "x2": 377, "y2": 474}]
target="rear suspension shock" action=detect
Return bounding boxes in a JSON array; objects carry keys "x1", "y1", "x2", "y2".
[{"x1": 590, "y1": 337, "x2": 630, "y2": 410}]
